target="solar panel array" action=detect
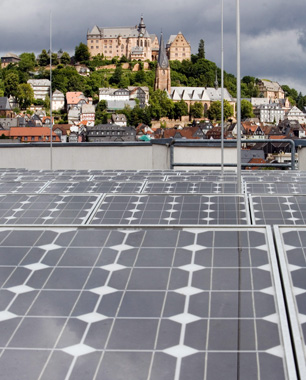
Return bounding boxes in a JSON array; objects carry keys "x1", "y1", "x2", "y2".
[{"x1": 0, "y1": 168, "x2": 306, "y2": 379}]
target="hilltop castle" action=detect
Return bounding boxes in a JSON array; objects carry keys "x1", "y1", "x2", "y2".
[{"x1": 87, "y1": 16, "x2": 191, "y2": 62}]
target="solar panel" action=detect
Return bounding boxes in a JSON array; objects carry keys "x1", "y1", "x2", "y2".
[
  {"x1": 0, "y1": 227, "x2": 296, "y2": 380},
  {"x1": 0, "y1": 182, "x2": 49, "y2": 194},
  {"x1": 41, "y1": 182, "x2": 145, "y2": 194},
  {"x1": 89, "y1": 194, "x2": 249, "y2": 225},
  {"x1": 142, "y1": 182, "x2": 238, "y2": 194},
  {"x1": 274, "y1": 226, "x2": 306, "y2": 379},
  {"x1": 0, "y1": 194, "x2": 101, "y2": 225},
  {"x1": 250, "y1": 195, "x2": 306, "y2": 225},
  {"x1": 245, "y1": 182, "x2": 306, "y2": 194}
]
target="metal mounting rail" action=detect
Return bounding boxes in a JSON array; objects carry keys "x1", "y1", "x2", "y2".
[{"x1": 170, "y1": 139, "x2": 296, "y2": 170}]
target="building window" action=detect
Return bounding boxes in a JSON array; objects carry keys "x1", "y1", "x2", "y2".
[
  {"x1": 96, "y1": 40, "x2": 99, "y2": 43},
  {"x1": 91, "y1": 46, "x2": 94, "y2": 49},
  {"x1": 91, "y1": 40, "x2": 93, "y2": 43},
  {"x1": 31, "y1": 137, "x2": 35, "y2": 141},
  {"x1": 24, "y1": 137, "x2": 28, "y2": 141}
]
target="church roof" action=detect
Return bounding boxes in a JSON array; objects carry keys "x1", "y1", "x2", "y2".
[{"x1": 170, "y1": 87, "x2": 233, "y2": 102}]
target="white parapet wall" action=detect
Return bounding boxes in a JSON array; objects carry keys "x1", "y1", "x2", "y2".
[
  {"x1": 172, "y1": 146, "x2": 237, "y2": 170},
  {"x1": 0, "y1": 143, "x2": 236, "y2": 170}
]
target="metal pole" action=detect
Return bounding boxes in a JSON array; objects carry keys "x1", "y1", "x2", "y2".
[
  {"x1": 50, "y1": 11, "x2": 53, "y2": 170},
  {"x1": 236, "y1": 0, "x2": 241, "y2": 192},
  {"x1": 221, "y1": 0, "x2": 224, "y2": 174}
]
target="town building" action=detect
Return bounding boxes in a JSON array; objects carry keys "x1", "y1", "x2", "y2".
[
  {"x1": 5, "y1": 127, "x2": 60, "y2": 143},
  {"x1": 128, "y1": 86, "x2": 150, "y2": 107},
  {"x1": 169, "y1": 86, "x2": 235, "y2": 116},
  {"x1": 66, "y1": 92, "x2": 89, "y2": 111},
  {"x1": 166, "y1": 32, "x2": 191, "y2": 61},
  {"x1": 286, "y1": 106, "x2": 306, "y2": 124},
  {"x1": 0, "y1": 97, "x2": 14, "y2": 118},
  {"x1": 87, "y1": 16, "x2": 155, "y2": 61},
  {"x1": 0, "y1": 52, "x2": 20, "y2": 68},
  {"x1": 87, "y1": 124, "x2": 136, "y2": 142},
  {"x1": 110, "y1": 114, "x2": 127, "y2": 127},
  {"x1": 257, "y1": 80, "x2": 285, "y2": 100},
  {"x1": 52, "y1": 90, "x2": 65, "y2": 111},
  {"x1": 27, "y1": 79, "x2": 51, "y2": 101},
  {"x1": 53, "y1": 124, "x2": 71, "y2": 143},
  {"x1": 80, "y1": 104, "x2": 96, "y2": 125},
  {"x1": 253, "y1": 103, "x2": 285, "y2": 123}
]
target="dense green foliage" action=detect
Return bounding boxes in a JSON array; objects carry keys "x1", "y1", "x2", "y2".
[
  {"x1": 241, "y1": 99, "x2": 255, "y2": 119},
  {"x1": 207, "y1": 100, "x2": 234, "y2": 121}
]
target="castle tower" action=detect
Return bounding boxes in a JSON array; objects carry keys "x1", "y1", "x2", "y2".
[{"x1": 154, "y1": 33, "x2": 171, "y2": 93}]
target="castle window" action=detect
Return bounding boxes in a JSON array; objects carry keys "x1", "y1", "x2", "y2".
[{"x1": 96, "y1": 40, "x2": 99, "y2": 43}]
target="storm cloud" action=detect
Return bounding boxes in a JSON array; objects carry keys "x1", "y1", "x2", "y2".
[{"x1": 1, "y1": 0, "x2": 306, "y2": 93}]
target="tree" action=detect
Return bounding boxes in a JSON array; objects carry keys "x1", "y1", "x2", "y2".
[
  {"x1": 198, "y1": 39, "x2": 205, "y2": 59},
  {"x1": 190, "y1": 102, "x2": 204, "y2": 119},
  {"x1": 149, "y1": 89, "x2": 174, "y2": 120},
  {"x1": 282, "y1": 85, "x2": 298, "y2": 101},
  {"x1": 16, "y1": 83, "x2": 34, "y2": 109},
  {"x1": 207, "y1": 100, "x2": 233, "y2": 121},
  {"x1": 109, "y1": 64, "x2": 123, "y2": 85},
  {"x1": 38, "y1": 49, "x2": 50, "y2": 66},
  {"x1": 174, "y1": 100, "x2": 189, "y2": 119},
  {"x1": 74, "y1": 43, "x2": 90, "y2": 63},
  {"x1": 96, "y1": 100, "x2": 107, "y2": 113},
  {"x1": 297, "y1": 92, "x2": 305, "y2": 111},
  {"x1": 19, "y1": 53, "x2": 36, "y2": 72},
  {"x1": 60, "y1": 52, "x2": 71, "y2": 65},
  {"x1": 4, "y1": 72, "x2": 19, "y2": 98},
  {"x1": 51, "y1": 53, "x2": 59, "y2": 66},
  {"x1": 95, "y1": 100, "x2": 108, "y2": 125},
  {"x1": 241, "y1": 99, "x2": 254, "y2": 119}
]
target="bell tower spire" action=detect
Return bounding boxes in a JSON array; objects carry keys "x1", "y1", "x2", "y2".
[{"x1": 154, "y1": 32, "x2": 171, "y2": 93}]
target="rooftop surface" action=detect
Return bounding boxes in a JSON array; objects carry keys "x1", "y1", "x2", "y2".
[{"x1": 0, "y1": 168, "x2": 305, "y2": 379}]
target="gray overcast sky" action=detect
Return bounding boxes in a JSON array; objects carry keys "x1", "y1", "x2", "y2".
[{"x1": 1, "y1": 0, "x2": 306, "y2": 94}]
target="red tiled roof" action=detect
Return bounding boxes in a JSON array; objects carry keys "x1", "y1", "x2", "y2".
[
  {"x1": 9, "y1": 127, "x2": 59, "y2": 138},
  {"x1": 269, "y1": 135, "x2": 286, "y2": 140},
  {"x1": 66, "y1": 92, "x2": 83, "y2": 105}
]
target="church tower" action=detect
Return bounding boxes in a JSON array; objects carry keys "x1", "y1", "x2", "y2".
[{"x1": 154, "y1": 33, "x2": 171, "y2": 93}]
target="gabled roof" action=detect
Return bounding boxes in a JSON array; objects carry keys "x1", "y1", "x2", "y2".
[
  {"x1": 170, "y1": 87, "x2": 233, "y2": 102},
  {"x1": 0, "y1": 97, "x2": 11, "y2": 111},
  {"x1": 1, "y1": 52, "x2": 20, "y2": 60},
  {"x1": 27, "y1": 79, "x2": 51, "y2": 86},
  {"x1": 66, "y1": 92, "x2": 85, "y2": 105},
  {"x1": 259, "y1": 80, "x2": 283, "y2": 92}
]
